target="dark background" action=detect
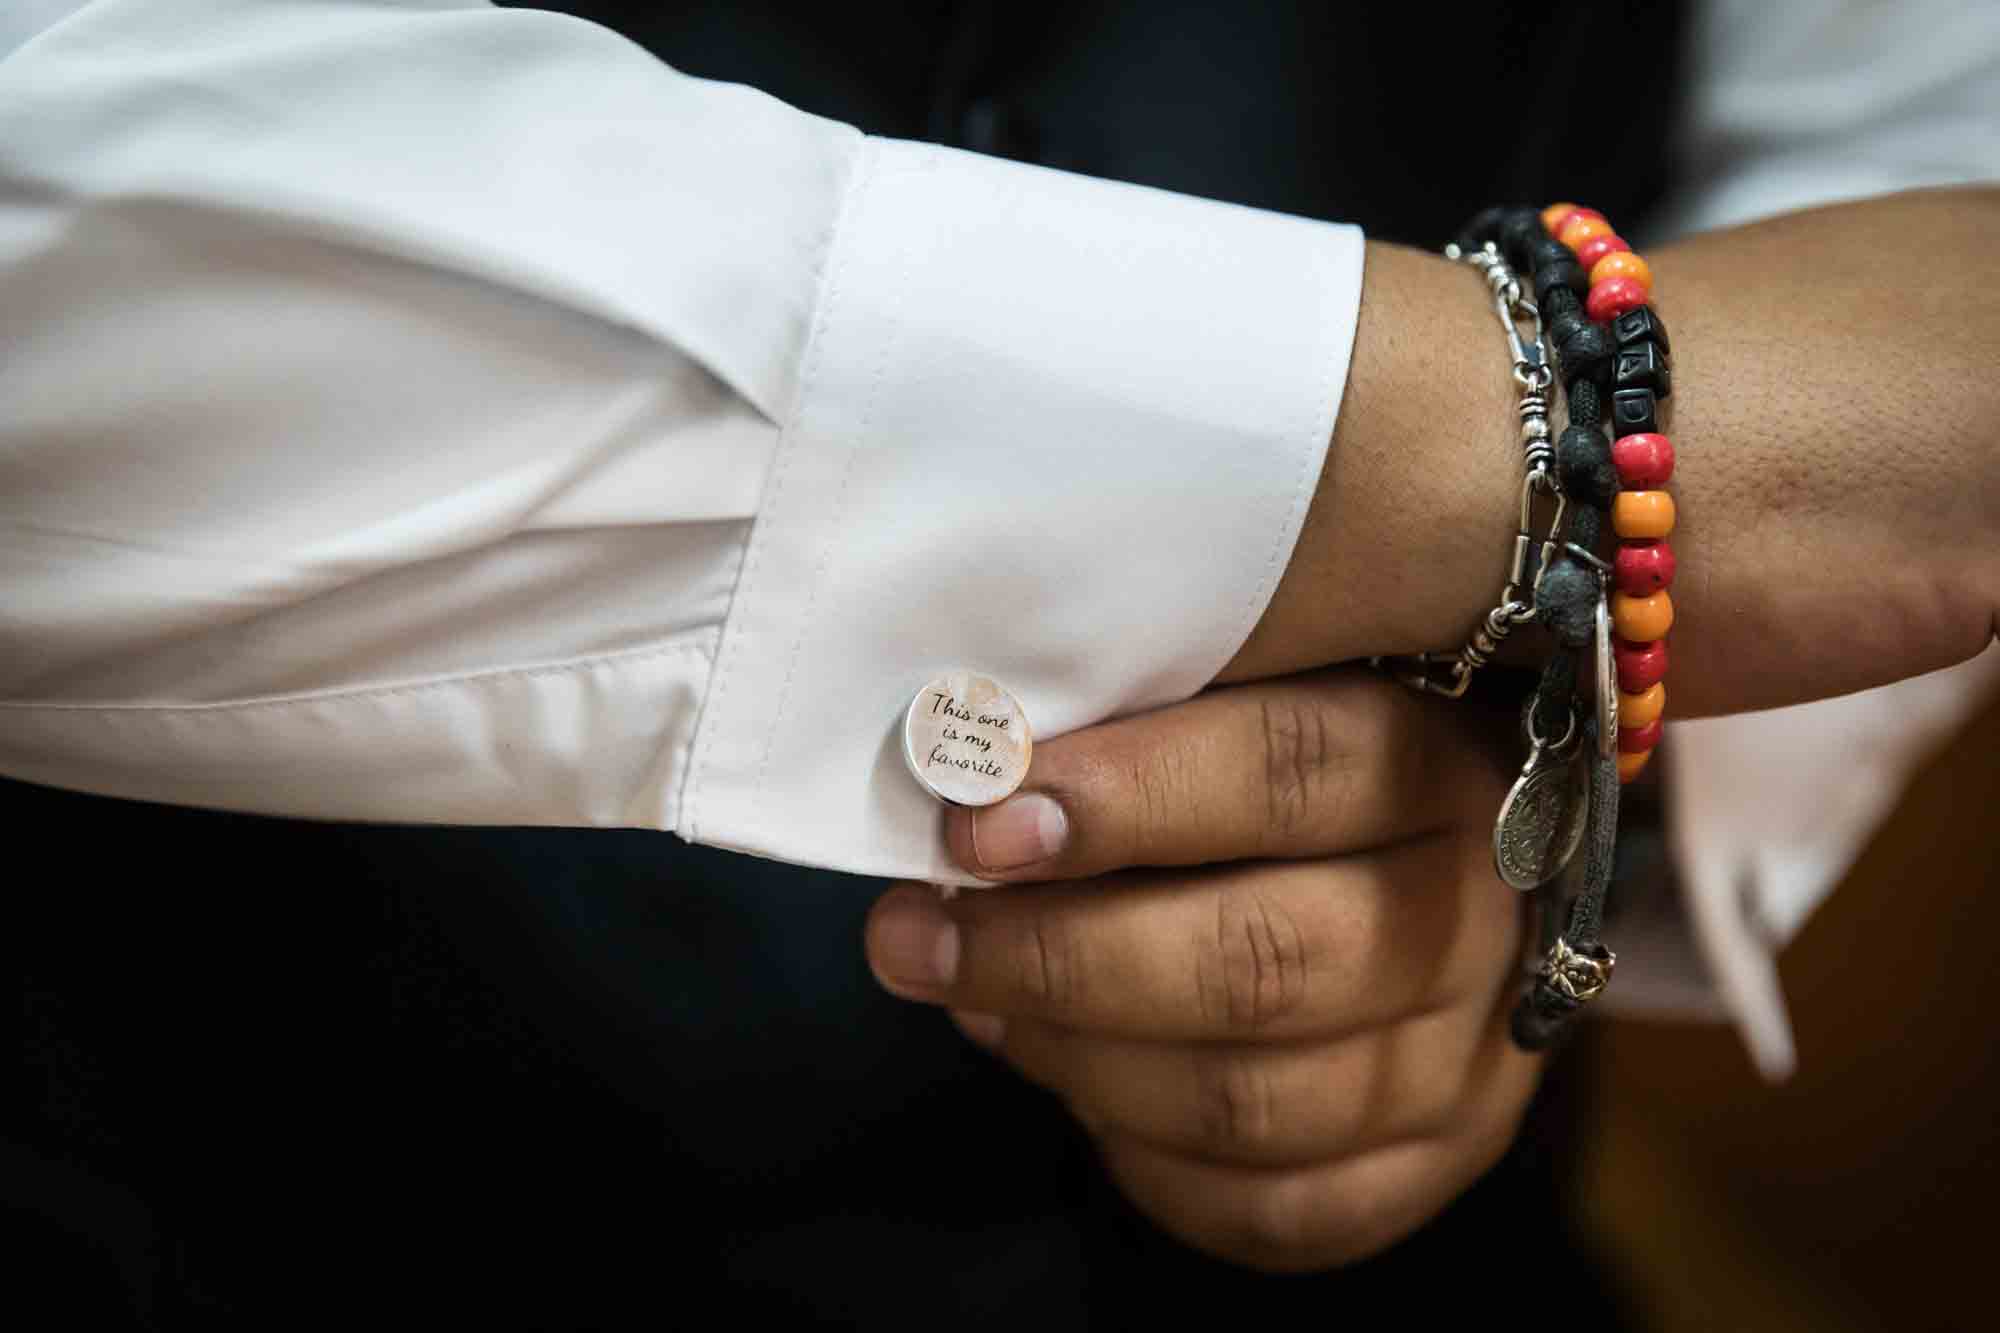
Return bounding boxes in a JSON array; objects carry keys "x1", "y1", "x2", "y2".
[{"x1": 11, "y1": 3, "x2": 1704, "y2": 1328}]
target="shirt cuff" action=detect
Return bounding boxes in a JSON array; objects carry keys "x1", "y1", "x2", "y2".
[{"x1": 677, "y1": 136, "x2": 1363, "y2": 883}]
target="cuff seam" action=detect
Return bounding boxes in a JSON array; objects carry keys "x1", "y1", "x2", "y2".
[{"x1": 679, "y1": 133, "x2": 879, "y2": 843}]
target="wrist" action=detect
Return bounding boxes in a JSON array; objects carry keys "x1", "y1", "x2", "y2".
[{"x1": 1220, "y1": 240, "x2": 1521, "y2": 683}]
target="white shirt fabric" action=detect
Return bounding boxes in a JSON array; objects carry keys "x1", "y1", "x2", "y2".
[
  {"x1": 2, "y1": 0, "x2": 1994, "y2": 1071},
  {"x1": 0, "y1": 0, "x2": 1357, "y2": 887}
]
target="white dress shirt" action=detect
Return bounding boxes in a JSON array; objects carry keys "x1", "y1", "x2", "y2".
[
  {"x1": 0, "y1": 0, "x2": 1359, "y2": 887},
  {"x1": 3, "y1": 0, "x2": 1995, "y2": 1073}
]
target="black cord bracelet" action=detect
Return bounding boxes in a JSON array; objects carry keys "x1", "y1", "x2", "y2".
[{"x1": 1448, "y1": 203, "x2": 1680, "y2": 1051}]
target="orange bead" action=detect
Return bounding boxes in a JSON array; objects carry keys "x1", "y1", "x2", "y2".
[
  {"x1": 1618, "y1": 683, "x2": 1666, "y2": 728},
  {"x1": 1617, "y1": 750, "x2": 1654, "y2": 783},
  {"x1": 1589, "y1": 250, "x2": 1653, "y2": 293},
  {"x1": 1612, "y1": 489, "x2": 1676, "y2": 539},
  {"x1": 1613, "y1": 589, "x2": 1675, "y2": 642},
  {"x1": 1541, "y1": 201, "x2": 1581, "y2": 233},
  {"x1": 1558, "y1": 214, "x2": 1613, "y2": 249}
]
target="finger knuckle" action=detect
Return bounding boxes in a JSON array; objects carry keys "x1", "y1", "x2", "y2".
[
  {"x1": 1193, "y1": 1049, "x2": 1281, "y2": 1156},
  {"x1": 1010, "y1": 910, "x2": 1082, "y2": 1016},
  {"x1": 1123, "y1": 735, "x2": 1200, "y2": 852},
  {"x1": 1195, "y1": 884, "x2": 1309, "y2": 1032},
  {"x1": 1257, "y1": 694, "x2": 1339, "y2": 840}
]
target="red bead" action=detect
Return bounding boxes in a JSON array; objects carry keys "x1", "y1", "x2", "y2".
[
  {"x1": 1611, "y1": 432, "x2": 1674, "y2": 487},
  {"x1": 1614, "y1": 636, "x2": 1669, "y2": 691},
  {"x1": 1618, "y1": 718, "x2": 1664, "y2": 754},
  {"x1": 1575, "y1": 232, "x2": 1630, "y2": 271},
  {"x1": 1614, "y1": 539, "x2": 1676, "y2": 595},
  {"x1": 1587, "y1": 276, "x2": 1649, "y2": 322}
]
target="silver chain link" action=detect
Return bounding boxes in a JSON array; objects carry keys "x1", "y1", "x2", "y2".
[{"x1": 1373, "y1": 243, "x2": 1573, "y2": 699}]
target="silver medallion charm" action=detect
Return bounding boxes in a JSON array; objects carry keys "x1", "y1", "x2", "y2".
[
  {"x1": 903, "y1": 670, "x2": 1033, "y2": 807},
  {"x1": 1492, "y1": 702, "x2": 1588, "y2": 891},
  {"x1": 1594, "y1": 588, "x2": 1619, "y2": 759}
]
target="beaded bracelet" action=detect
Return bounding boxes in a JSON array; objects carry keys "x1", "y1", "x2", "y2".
[
  {"x1": 1541, "y1": 203, "x2": 1678, "y2": 783},
  {"x1": 1512, "y1": 201, "x2": 1678, "y2": 1043},
  {"x1": 1387, "y1": 200, "x2": 1681, "y2": 1048}
]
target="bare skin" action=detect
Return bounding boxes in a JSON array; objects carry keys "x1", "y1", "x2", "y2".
[
  {"x1": 1227, "y1": 187, "x2": 2000, "y2": 713},
  {"x1": 866, "y1": 189, "x2": 2000, "y2": 1271}
]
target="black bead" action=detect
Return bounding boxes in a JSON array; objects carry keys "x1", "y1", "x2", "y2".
[
  {"x1": 1611, "y1": 388, "x2": 1659, "y2": 435},
  {"x1": 1613, "y1": 342, "x2": 1672, "y2": 399},
  {"x1": 1556, "y1": 424, "x2": 1618, "y2": 509},
  {"x1": 1556, "y1": 322, "x2": 1615, "y2": 388},
  {"x1": 1568, "y1": 504, "x2": 1604, "y2": 551},
  {"x1": 1462, "y1": 205, "x2": 1511, "y2": 246},
  {"x1": 1536, "y1": 278, "x2": 1584, "y2": 312},
  {"x1": 1537, "y1": 561, "x2": 1599, "y2": 649},
  {"x1": 1534, "y1": 259, "x2": 1587, "y2": 306},
  {"x1": 1611, "y1": 305, "x2": 1672, "y2": 355},
  {"x1": 1531, "y1": 237, "x2": 1577, "y2": 274},
  {"x1": 1544, "y1": 306, "x2": 1590, "y2": 352},
  {"x1": 1499, "y1": 209, "x2": 1545, "y2": 271}
]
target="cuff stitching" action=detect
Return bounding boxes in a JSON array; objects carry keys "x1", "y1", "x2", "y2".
[{"x1": 680, "y1": 134, "x2": 878, "y2": 842}]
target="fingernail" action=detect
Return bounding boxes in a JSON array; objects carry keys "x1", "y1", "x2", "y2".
[
  {"x1": 950, "y1": 1009, "x2": 1006, "y2": 1049},
  {"x1": 869, "y1": 889, "x2": 960, "y2": 993},
  {"x1": 970, "y1": 793, "x2": 1068, "y2": 871}
]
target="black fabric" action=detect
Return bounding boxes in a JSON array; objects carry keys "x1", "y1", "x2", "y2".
[
  {"x1": 12, "y1": 778, "x2": 1632, "y2": 1329},
  {"x1": 530, "y1": 1, "x2": 1688, "y2": 249},
  {"x1": 13, "y1": 2, "x2": 1689, "y2": 1326}
]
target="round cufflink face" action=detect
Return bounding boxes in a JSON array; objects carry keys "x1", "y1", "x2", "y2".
[{"x1": 903, "y1": 671, "x2": 1032, "y2": 807}]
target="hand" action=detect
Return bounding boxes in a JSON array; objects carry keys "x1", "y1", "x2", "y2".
[{"x1": 864, "y1": 669, "x2": 1541, "y2": 1271}]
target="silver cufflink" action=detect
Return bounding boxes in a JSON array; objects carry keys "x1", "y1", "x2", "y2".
[{"x1": 903, "y1": 670, "x2": 1032, "y2": 806}]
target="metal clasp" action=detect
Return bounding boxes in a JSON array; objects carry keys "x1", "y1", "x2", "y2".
[
  {"x1": 1369, "y1": 651, "x2": 1473, "y2": 700},
  {"x1": 1506, "y1": 467, "x2": 1570, "y2": 615}
]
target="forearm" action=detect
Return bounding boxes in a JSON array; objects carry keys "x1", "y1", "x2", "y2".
[{"x1": 1226, "y1": 187, "x2": 2000, "y2": 716}]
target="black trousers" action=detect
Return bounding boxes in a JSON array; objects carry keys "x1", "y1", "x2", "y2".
[{"x1": 12, "y1": 779, "x2": 1629, "y2": 1329}]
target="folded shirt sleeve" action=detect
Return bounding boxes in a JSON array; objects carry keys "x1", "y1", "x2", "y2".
[{"x1": 0, "y1": 0, "x2": 1363, "y2": 884}]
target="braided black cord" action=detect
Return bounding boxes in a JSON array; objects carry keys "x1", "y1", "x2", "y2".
[
  {"x1": 1511, "y1": 728, "x2": 1619, "y2": 1049},
  {"x1": 1463, "y1": 209, "x2": 1624, "y2": 1051}
]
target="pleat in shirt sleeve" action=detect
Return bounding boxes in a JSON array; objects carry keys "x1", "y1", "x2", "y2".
[{"x1": 0, "y1": 0, "x2": 1363, "y2": 884}]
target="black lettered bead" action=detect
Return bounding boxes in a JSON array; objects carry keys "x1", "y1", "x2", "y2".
[
  {"x1": 1614, "y1": 342, "x2": 1673, "y2": 399},
  {"x1": 1611, "y1": 305, "x2": 1672, "y2": 355},
  {"x1": 1534, "y1": 259, "x2": 1588, "y2": 305},
  {"x1": 1538, "y1": 561, "x2": 1599, "y2": 649},
  {"x1": 1611, "y1": 388, "x2": 1659, "y2": 435},
  {"x1": 1556, "y1": 424, "x2": 1618, "y2": 508},
  {"x1": 1500, "y1": 209, "x2": 1546, "y2": 270},
  {"x1": 1556, "y1": 322, "x2": 1615, "y2": 388}
]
